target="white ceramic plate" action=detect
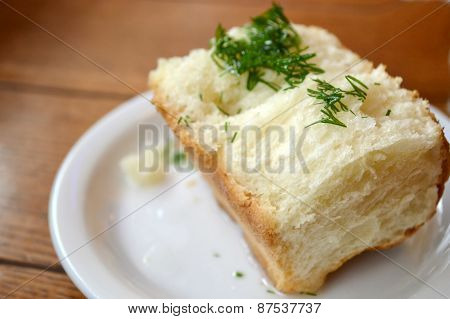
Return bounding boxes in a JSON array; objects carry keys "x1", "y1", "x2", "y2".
[{"x1": 49, "y1": 92, "x2": 450, "y2": 298}]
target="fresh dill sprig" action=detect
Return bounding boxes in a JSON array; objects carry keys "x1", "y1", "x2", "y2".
[
  {"x1": 386, "y1": 109, "x2": 391, "y2": 116},
  {"x1": 211, "y1": 3, "x2": 323, "y2": 91},
  {"x1": 177, "y1": 115, "x2": 192, "y2": 127},
  {"x1": 233, "y1": 271, "x2": 244, "y2": 278},
  {"x1": 216, "y1": 105, "x2": 230, "y2": 116},
  {"x1": 230, "y1": 132, "x2": 238, "y2": 143},
  {"x1": 224, "y1": 122, "x2": 237, "y2": 142},
  {"x1": 172, "y1": 151, "x2": 186, "y2": 165},
  {"x1": 306, "y1": 75, "x2": 368, "y2": 128},
  {"x1": 299, "y1": 291, "x2": 317, "y2": 296},
  {"x1": 344, "y1": 75, "x2": 368, "y2": 101}
]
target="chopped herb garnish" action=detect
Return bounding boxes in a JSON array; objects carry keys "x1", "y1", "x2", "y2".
[
  {"x1": 213, "y1": 252, "x2": 220, "y2": 258},
  {"x1": 172, "y1": 151, "x2": 186, "y2": 165},
  {"x1": 177, "y1": 115, "x2": 192, "y2": 127},
  {"x1": 216, "y1": 105, "x2": 230, "y2": 116},
  {"x1": 233, "y1": 271, "x2": 244, "y2": 278},
  {"x1": 344, "y1": 75, "x2": 368, "y2": 101},
  {"x1": 374, "y1": 82, "x2": 381, "y2": 86},
  {"x1": 300, "y1": 291, "x2": 317, "y2": 296},
  {"x1": 230, "y1": 131, "x2": 238, "y2": 143},
  {"x1": 237, "y1": 108, "x2": 242, "y2": 114},
  {"x1": 211, "y1": 3, "x2": 323, "y2": 91},
  {"x1": 224, "y1": 121, "x2": 229, "y2": 132},
  {"x1": 199, "y1": 92, "x2": 203, "y2": 101},
  {"x1": 266, "y1": 289, "x2": 275, "y2": 294},
  {"x1": 386, "y1": 109, "x2": 391, "y2": 116},
  {"x1": 306, "y1": 75, "x2": 368, "y2": 128}
]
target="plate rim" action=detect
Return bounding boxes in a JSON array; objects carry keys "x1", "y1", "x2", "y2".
[{"x1": 48, "y1": 92, "x2": 154, "y2": 298}]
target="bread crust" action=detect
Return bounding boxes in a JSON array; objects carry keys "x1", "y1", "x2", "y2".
[
  {"x1": 151, "y1": 87, "x2": 296, "y2": 291},
  {"x1": 150, "y1": 80, "x2": 449, "y2": 293}
]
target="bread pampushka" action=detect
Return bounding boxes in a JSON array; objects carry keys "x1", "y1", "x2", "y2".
[{"x1": 149, "y1": 4, "x2": 449, "y2": 293}]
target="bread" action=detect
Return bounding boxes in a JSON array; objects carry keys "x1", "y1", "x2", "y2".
[{"x1": 149, "y1": 23, "x2": 449, "y2": 293}]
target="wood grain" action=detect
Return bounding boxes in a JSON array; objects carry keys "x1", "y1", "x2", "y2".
[
  {"x1": 0, "y1": 264, "x2": 84, "y2": 298},
  {"x1": 0, "y1": 0, "x2": 448, "y2": 109},
  {"x1": 0, "y1": 90, "x2": 118, "y2": 267},
  {"x1": 0, "y1": 0, "x2": 448, "y2": 298}
]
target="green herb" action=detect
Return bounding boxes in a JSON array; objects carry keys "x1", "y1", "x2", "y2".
[
  {"x1": 177, "y1": 115, "x2": 192, "y2": 127},
  {"x1": 211, "y1": 3, "x2": 323, "y2": 91},
  {"x1": 344, "y1": 75, "x2": 368, "y2": 101},
  {"x1": 172, "y1": 151, "x2": 186, "y2": 165},
  {"x1": 233, "y1": 271, "x2": 244, "y2": 278},
  {"x1": 213, "y1": 252, "x2": 220, "y2": 258},
  {"x1": 237, "y1": 108, "x2": 242, "y2": 114},
  {"x1": 300, "y1": 291, "x2": 317, "y2": 296},
  {"x1": 230, "y1": 132, "x2": 238, "y2": 143},
  {"x1": 306, "y1": 75, "x2": 368, "y2": 128},
  {"x1": 266, "y1": 289, "x2": 275, "y2": 294},
  {"x1": 199, "y1": 92, "x2": 203, "y2": 101},
  {"x1": 216, "y1": 105, "x2": 230, "y2": 116},
  {"x1": 224, "y1": 121, "x2": 229, "y2": 132},
  {"x1": 386, "y1": 109, "x2": 391, "y2": 116},
  {"x1": 374, "y1": 82, "x2": 381, "y2": 86}
]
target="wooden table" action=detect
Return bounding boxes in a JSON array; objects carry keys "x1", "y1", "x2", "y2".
[{"x1": 0, "y1": 0, "x2": 448, "y2": 298}]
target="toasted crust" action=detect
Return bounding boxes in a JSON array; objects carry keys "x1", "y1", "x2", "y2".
[{"x1": 150, "y1": 79, "x2": 449, "y2": 293}]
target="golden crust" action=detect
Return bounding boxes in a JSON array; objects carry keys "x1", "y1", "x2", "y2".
[{"x1": 150, "y1": 80, "x2": 449, "y2": 293}]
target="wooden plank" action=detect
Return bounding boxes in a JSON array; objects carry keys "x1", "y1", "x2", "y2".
[
  {"x1": 0, "y1": 89, "x2": 119, "y2": 266},
  {"x1": 0, "y1": 0, "x2": 448, "y2": 110},
  {"x1": 0, "y1": 264, "x2": 84, "y2": 298}
]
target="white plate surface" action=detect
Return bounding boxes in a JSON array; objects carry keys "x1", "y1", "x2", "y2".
[{"x1": 49, "y1": 92, "x2": 450, "y2": 298}]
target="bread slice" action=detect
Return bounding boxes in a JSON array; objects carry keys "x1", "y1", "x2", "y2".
[{"x1": 149, "y1": 24, "x2": 449, "y2": 293}]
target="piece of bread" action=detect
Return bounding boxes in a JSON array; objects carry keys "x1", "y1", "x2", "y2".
[{"x1": 149, "y1": 24, "x2": 449, "y2": 293}]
